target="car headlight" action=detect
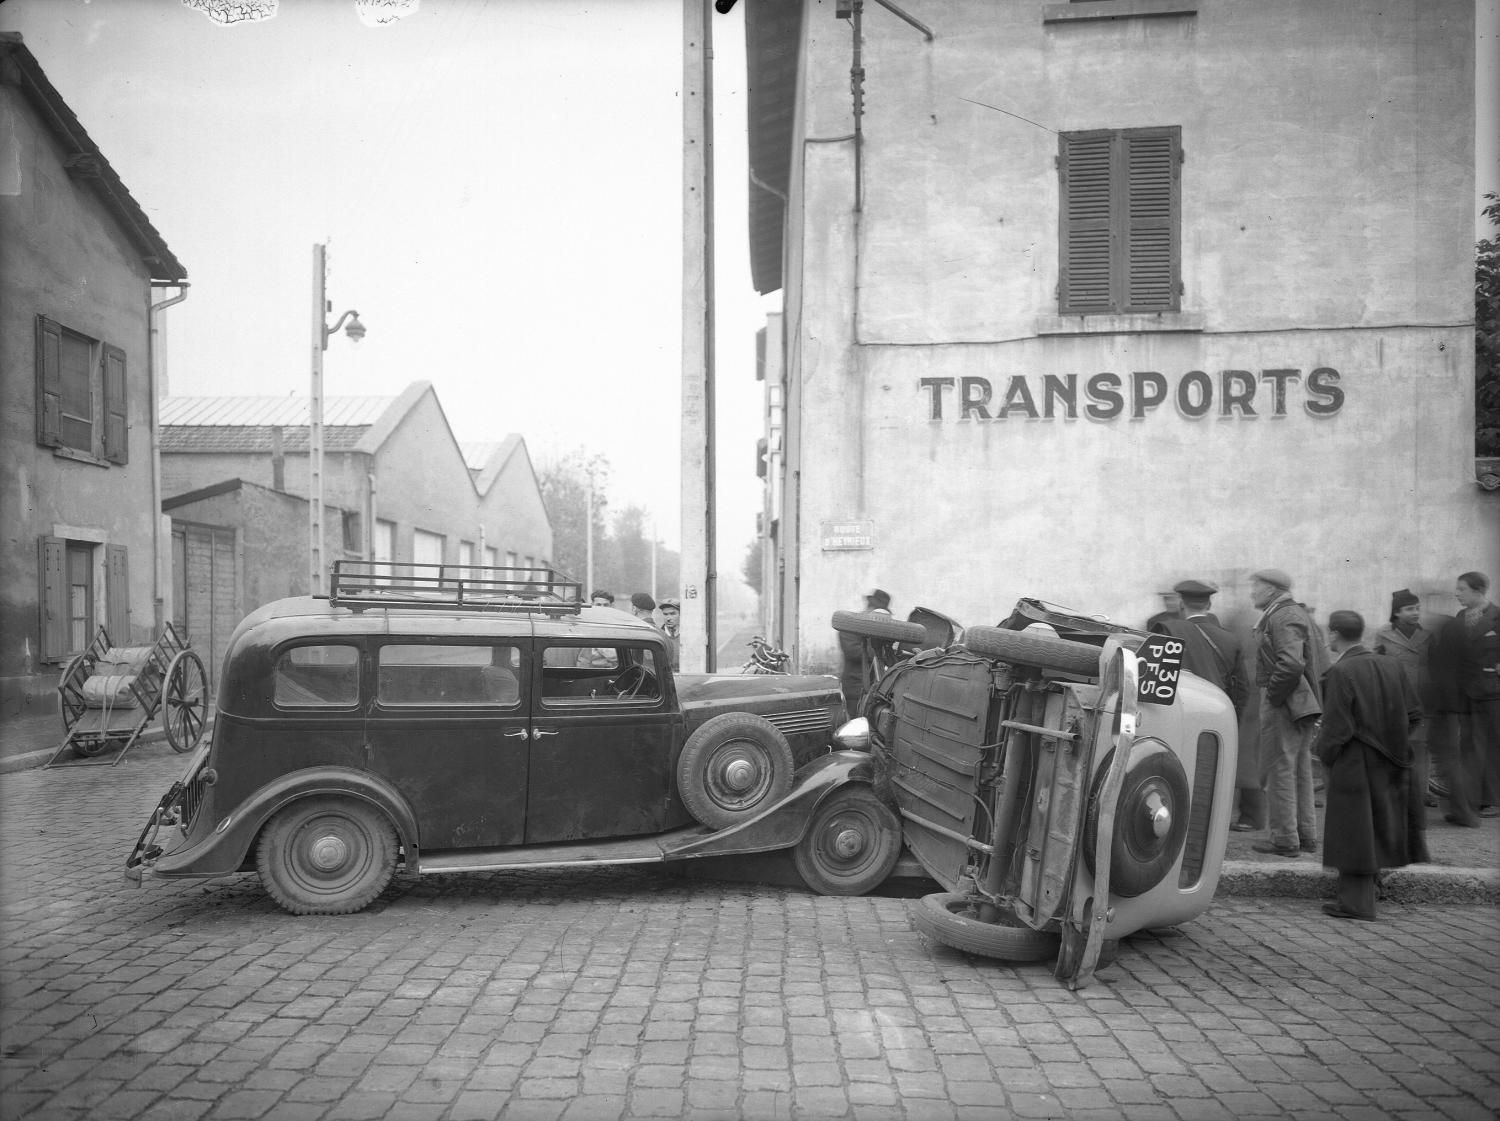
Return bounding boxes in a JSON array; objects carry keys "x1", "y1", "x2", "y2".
[{"x1": 833, "y1": 716, "x2": 871, "y2": 750}]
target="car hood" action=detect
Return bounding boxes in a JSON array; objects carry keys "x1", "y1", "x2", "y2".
[{"x1": 675, "y1": 673, "x2": 842, "y2": 707}]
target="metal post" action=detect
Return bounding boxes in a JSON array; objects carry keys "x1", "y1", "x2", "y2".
[{"x1": 310, "y1": 244, "x2": 327, "y2": 596}]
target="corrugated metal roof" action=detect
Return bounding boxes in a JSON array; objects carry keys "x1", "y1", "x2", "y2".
[
  {"x1": 161, "y1": 396, "x2": 395, "y2": 427},
  {"x1": 160, "y1": 425, "x2": 371, "y2": 454}
]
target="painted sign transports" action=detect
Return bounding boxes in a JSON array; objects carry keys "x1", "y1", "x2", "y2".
[
  {"x1": 919, "y1": 367, "x2": 1345, "y2": 422},
  {"x1": 821, "y1": 520, "x2": 875, "y2": 551}
]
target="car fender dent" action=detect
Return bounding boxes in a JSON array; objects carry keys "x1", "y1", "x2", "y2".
[
  {"x1": 662, "y1": 751, "x2": 878, "y2": 859},
  {"x1": 153, "y1": 767, "x2": 420, "y2": 879}
]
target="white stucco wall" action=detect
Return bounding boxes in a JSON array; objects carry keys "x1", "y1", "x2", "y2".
[{"x1": 776, "y1": 0, "x2": 1495, "y2": 675}]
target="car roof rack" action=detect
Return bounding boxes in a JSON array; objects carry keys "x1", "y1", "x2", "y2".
[{"x1": 329, "y1": 561, "x2": 583, "y2": 614}]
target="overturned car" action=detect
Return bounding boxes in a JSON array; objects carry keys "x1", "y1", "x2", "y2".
[{"x1": 833, "y1": 603, "x2": 1237, "y2": 988}]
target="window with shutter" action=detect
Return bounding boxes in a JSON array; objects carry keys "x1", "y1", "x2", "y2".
[
  {"x1": 106, "y1": 544, "x2": 130, "y2": 642},
  {"x1": 35, "y1": 317, "x2": 62, "y2": 447},
  {"x1": 38, "y1": 536, "x2": 67, "y2": 663},
  {"x1": 103, "y1": 345, "x2": 128, "y2": 464},
  {"x1": 1059, "y1": 127, "x2": 1181, "y2": 315}
]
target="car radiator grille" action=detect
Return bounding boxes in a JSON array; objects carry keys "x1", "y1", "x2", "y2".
[
  {"x1": 178, "y1": 768, "x2": 212, "y2": 829},
  {"x1": 764, "y1": 708, "x2": 830, "y2": 737},
  {"x1": 1177, "y1": 731, "x2": 1220, "y2": 888}
]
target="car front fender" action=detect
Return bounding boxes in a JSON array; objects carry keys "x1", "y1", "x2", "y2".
[
  {"x1": 151, "y1": 767, "x2": 421, "y2": 879},
  {"x1": 662, "y1": 750, "x2": 881, "y2": 859}
]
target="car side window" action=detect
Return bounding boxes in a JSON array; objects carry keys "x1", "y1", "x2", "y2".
[
  {"x1": 275, "y1": 644, "x2": 360, "y2": 707},
  {"x1": 377, "y1": 644, "x2": 522, "y2": 708},
  {"x1": 540, "y1": 645, "x2": 660, "y2": 705}
]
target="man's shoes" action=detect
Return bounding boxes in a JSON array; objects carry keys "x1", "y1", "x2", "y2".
[
  {"x1": 1230, "y1": 820, "x2": 1255, "y2": 832},
  {"x1": 1251, "y1": 841, "x2": 1301, "y2": 857},
  {"x1": 1299, "y1": 839, "x2": 1318, "y2": 853},
  {"x1": 1322, "y1": 902, "x2": 1376, "y2": 921},
  {"x1": 1481, "y1": 806, "x2": 1500, "y2": 818},
  {"x1": 1445, "y1": 813, "x2": 1481, "y2": 828}
]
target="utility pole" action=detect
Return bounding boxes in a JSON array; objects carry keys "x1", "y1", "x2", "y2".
[
  {"x1": 681, "y1": 0, "x2": 717, "y2": 670},
  {"x1": 309, "y1": 243, "x2": 364, "y2": 596}
]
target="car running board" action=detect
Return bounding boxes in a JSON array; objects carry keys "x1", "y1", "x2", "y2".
[{"x1": 418, "y1": 825, "x2": 712, "y2": 874}]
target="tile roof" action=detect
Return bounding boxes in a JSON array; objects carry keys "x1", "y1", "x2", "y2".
[{"x1": 160, "y1": 395, "x2": 397, "y2": 454}]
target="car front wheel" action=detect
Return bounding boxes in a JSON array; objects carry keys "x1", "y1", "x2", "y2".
[
  {"x1": 913, "y1": 892, "x2": 1060, "y2": 962},
  {"x1": 793, "y1": 786, "x2": 902, "y2": 896},
  {"x1": 256, "y1": 797, "x2": 397, "y2": 915}
]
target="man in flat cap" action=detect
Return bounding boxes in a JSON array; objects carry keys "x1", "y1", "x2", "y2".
[
  {"x1": 1152, "y1": 579, "x2": 1254, "y2": 826},
  {"x1": 1249, "y1": 568, "x2": 1329, "y2": 857},
  {"x1": 658, "y1": 597, "x2": 681, "y2": 670},
  {"x1": 1314, "y1": 610, "x2": 1421, "y2": 920}
]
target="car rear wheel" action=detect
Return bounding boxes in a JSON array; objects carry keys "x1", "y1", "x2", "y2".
[
  {"x1": 830, "y1": 611, "x2": 927, "y2": 645},
  {"x1": 793, "y1": 786, "x2": 902, "y2": 895},
  {"x1": 257, "y1": 797, "x2": 397, "y2": 915},
  {"x1": 677, "y1": 713, "x2": 796, "y2": 830},
  {"x1": 913, "y1": 892, "x2": 1059, "y2": 961},
  {"x1": 1083, "y1": 741, "x2": 1191, "y2": 898},
  {"x1": 962, "y1": 626, "x2": 1101, "y2": 675}
]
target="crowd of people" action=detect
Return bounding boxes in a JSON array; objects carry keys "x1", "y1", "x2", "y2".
[{"x1": 1153, "y1": 568, "x2": 1500, "y2": 921}]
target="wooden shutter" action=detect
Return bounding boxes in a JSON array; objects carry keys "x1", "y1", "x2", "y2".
[
  {"x1": 35, "y1": 316, "x2": 62, "y2": 447},
  {"x1": 38, "y1": 536, "x2": 67, "y2": 662},
  {"x1": 103, "y1": 344, "x2": 128, "y2": 464},
  {"x1": 1059, "y1": 133, "x2": 1115, "y2": 314},
  {"x1": 1123, "y1": 129, "x2": 1180, "y2": 312},
  {"x1": 106, "y1": 544, "x2": 130, "y2": 643}
]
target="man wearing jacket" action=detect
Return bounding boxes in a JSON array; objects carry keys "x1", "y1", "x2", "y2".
[
  {"x1": 1433, "y1": 572, "x2": 1500, "y2": 824},
  {"x1": 1314, "y1": 610, "x2": 1421, "y2": 920},
  {"x1": 1249, "y1": 568, "x2": 1328, "y2": 858}
]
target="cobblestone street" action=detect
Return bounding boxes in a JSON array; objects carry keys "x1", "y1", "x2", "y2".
[{"x1": 2, "y1": 750, "x2": 1498, "y2": 1121}]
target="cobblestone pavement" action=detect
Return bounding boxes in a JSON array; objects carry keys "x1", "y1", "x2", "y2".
[{"x1": 2, "y1": 754, "x2": 1498, "y2": 1121}]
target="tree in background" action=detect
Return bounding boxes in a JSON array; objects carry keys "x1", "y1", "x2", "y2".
[
  {"x1": 1478, "y1": 191, "x2": 1500, "y2": 456},
  {"x1": 535, "y1": 450, "x2": 680, "y2": 597},
  {"x1": 536, "y1": 449, "x2": 610, "y2": 583},
  {"x1": 741, "y1": 537, "x2": 764, "y2": 597}
]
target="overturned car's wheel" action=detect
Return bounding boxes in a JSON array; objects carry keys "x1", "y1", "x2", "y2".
[
  {"x1": 1083, "y1": 740, "x2": 1191, "y2": 899},
  {"x1": 913, "y1": 892, "x2": 1059, "y2": 962},
  {"x1": 962, "y1": 626, "x2": 1101, "y2": 675},
  {"x1": 677, "y1": 713, "x2": 795, "y2": 830},
  {"x1": 794, "y1": 786, "x2": 902, "y2": 896},
  {"x1": 257, "y1": 796, "x2": 397, "y2": 915},
  {"x1": 830, "y1": 610, "x2": 927, "y2": 646}
]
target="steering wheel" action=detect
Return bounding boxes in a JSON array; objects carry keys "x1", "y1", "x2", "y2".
[{"x1": 611, "y1": 664, "x2": 655, "y2": 698}]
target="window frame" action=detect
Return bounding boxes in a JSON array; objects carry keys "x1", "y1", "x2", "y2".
[
  {"x1": 1057, "y1": 126, "x2": 1182, "y2": 316},
  {"x1": 35, "y1": 314, "x2": 128, "y2": 464}
]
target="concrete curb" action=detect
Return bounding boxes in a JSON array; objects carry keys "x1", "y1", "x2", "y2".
[
  {"x1": 1217, "y1": 858, "x2": 1500, "y2": 905},
  {"x1": 0, "y1": 727, "x2": 174, "y2": 775}
]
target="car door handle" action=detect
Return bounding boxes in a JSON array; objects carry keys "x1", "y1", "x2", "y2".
[
  {"x1": 533, "y1": 729, "x2": 558, "y2": 738},
  {"x1": 503, "y1": 730, "x2": 528, "y2": 739}
]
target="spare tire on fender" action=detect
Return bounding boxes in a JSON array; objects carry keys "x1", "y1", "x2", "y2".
[
  {"x1": 1083, "y1": 740, "x2": 1191, "y2": 899},
  {"x1": 830, "y1": 610, "x2": 928, "y2": 645},
  {"x1": 676, "y1": 713, "x2": 796, "y2": 830},
  {"x1": 962, "y1": 626, "x2": 1102, "y2": 676}
]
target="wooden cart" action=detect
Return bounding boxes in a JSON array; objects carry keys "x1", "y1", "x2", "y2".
[{"x1": 46, "y1": 622, "x2": 209, "y2": 768}]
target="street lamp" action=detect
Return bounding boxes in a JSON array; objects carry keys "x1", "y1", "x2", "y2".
[{"x1": 310, "y1": 242, "x2": 365, "y2": 596}]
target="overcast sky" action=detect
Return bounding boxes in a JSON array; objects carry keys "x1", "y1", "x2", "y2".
[
  {"x1": 2, "y1": 0, "x2": 1496, "y2": 574},
  {"x1": 0, "y1": 0, "x2": 775, "y2": 572}
]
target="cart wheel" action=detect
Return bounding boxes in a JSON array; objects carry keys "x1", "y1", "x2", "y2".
[
  {"x1": 163, "y1": 650, "x2": 208, "y2": 753},
  {"x1": 58, "y1": 654, "x2": 88, "y2": 733}
]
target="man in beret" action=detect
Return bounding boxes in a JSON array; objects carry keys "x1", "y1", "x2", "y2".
[
  {"x1": 1249, "y1": 568, "x2": 1329, "y2": 857},
  {"x1": 1152, "y1": 579, "x2": 1255, "y2": 827},
  {"x1": 1314, "y1": 610, "x2": 1421, "y2": 920}
]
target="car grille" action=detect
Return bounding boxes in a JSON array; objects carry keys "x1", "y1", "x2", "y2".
[
  {"x1": 1177, "y1": 730, "x2": 1221, "y2": 888},
  {"x1": 177, "y1": 767, "x2": 212, "y2": 829},
  {"x1": 764, "y1": 708, "x2": 830, "y2": 737}
]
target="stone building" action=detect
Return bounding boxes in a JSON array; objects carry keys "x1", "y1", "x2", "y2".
[
  {"x1": 160, "y1": 382, "x2": 553, "y2": 683},
  {"x1": 744, "y1": 0, "x2": 1493, "y2": 672},
  {"x1": 0, "y1": 34, "x2": 188, "y2": 717}
]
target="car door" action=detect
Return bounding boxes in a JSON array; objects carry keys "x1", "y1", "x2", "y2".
[
  {"x1": 364, "y1": 639, "x2": 530, "y2": 850},
  {"x1": 525, "y1": 639, "x2": 679, "y2": 844}
]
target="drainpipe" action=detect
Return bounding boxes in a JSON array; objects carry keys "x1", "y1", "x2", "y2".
[{"x1": 149, "y1": 281, "x2": 190, "y2": 632}]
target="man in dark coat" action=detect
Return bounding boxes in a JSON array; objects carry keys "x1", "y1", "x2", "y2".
[
  {"x1": 838, "y1": 588, "x2": 895, "y2": 715},
  {"x1": 1152, "y1": 579, "x2": 1257, "y2": 829},
  {"x1": 1430, "y1": 572, "x2": 1500, "y2": 824},
  {"x1": 1313, "y1": 610, "x2": 1422, "y2": 921}
]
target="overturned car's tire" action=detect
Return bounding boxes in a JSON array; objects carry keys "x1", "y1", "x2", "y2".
[
  {"x1": 677, "y1": 713, "x2": 795, "y2": 830},
  {"x1": 913, "y1": 892, "x2": 1059, "y2": 962},
  {"x1": 830, "y1": 611, "x2": 927, "y2": 645},
  {"x1": 962, "y1": 626, "x2": 1101, "y2": 676},
  {"x1": 1083, "y1": 742, "x2": 1191, "y2": 899}
]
